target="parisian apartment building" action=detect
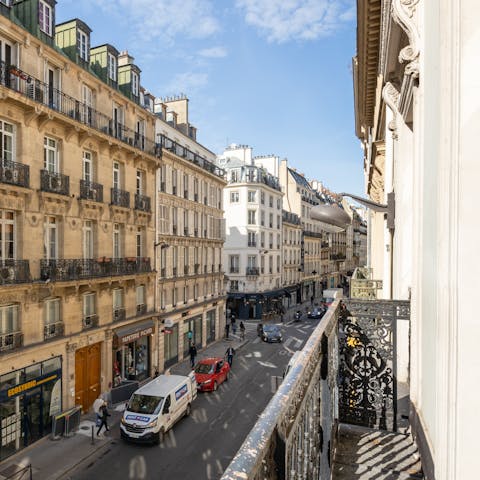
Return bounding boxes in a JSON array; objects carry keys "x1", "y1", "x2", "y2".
[
  {"x1": 217, "y1": 145, "x2": 284, "y2": 320},
  {"x1": 0, "y1": 0, "x2": 225, "y2": 460}
]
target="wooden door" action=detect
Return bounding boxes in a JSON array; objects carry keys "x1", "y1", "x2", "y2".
[{"x1": 75, "y1": 343, "x2": 101, "y2": 412}]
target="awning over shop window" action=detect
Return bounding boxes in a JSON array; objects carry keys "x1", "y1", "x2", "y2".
[{"x1": 115, "y1": 319, "x2": 155, "y2": 345}]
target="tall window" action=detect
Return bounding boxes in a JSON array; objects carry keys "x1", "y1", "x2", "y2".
[
  {"x1": 44, "y1": 298, "x2": 60, "y2": 327},
  {"x1": 230, "y1": 191, "x2": 239, "y2": 203},
  {"x1": 172, "y1": 169, "x2": 177, "y2": 195},
  {"x1": 158, "y1": 205, "x2": 169, "y2": 234},
  {"x1": 38, "y1": 0, "x2": 52, "y2": 35},
  {"x1": 248, "y1": 190, "x2": 256, "y2": 202},
  {"x1": 44, "y1": 216, "x2": 57, "y2": 260},
  {"x1": 229, "y1": 255, "x2": 239, "y2": 273},
  {"x1": 131, "y1": 71, "x2": 139, "y2": 96},
  {"x1": 183, "y1": 173, "x2": 189, "y2": 199},
  {"x1": 44, "y1": 137, "x2": 58, "y2": 173},
  {"x1": 247, "y1": 255, "x2": 257, "y2": 268},
  {"x1": 0, "y1": 210, "x2": 14, "y2": 261},
  {"x1": 136, "y1": 285, "x2": 145, "y2": 310},
  {"x1": 113, "y1": 223, "x2": 121, "y2": 258},
  {"x1": 247, "y1": 210, "x2": 256, "y2": 225},
  {"x1": 107, "y1": 53, "x2": 117, "y2": 82},
  {"x1": 113, "y1": 161, "x2": 120, "y2": 189},
  {"x1": 81, "y1": 84, "x2": 93, "y2": 124},
  {"x1": 83, "y1": 220, "x2": 93, "y2": 259},
  {"x1": 260, "y1": 191, "x2": 265, "y2": 204},
  {"x1": 269, "y1": 195, "x2": 273, "y2": 207},
  {"x1": 77, "y1": 29, "x2": 89, "y2": 61},
  {"x1": 0, "y1": 120, "x2": 14, "y2": 163},
  {"x1": 136, "y1": 227, "x2": 143, "y2": 257},
  {"x1": 112, "y1": 289, "x2": 123, "y2": 312},
  {"x1": 247, "y1": 231, "x2": 256, "y2": 247},
  {"x1": 0, "y1": 304, "x2": 19, "y2": 335},
  {"x1": 83, "y1": 293, "x2": 96, "y2": 320},
  {"x1": 82, "y1": 151, "x2": 92, "y2": 182},
  {"x1": 136, "y1": 169, "x2": 144, "y2": 195}
]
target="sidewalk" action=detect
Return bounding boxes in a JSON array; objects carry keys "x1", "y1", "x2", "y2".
[{"x1": 0, "y1": 335, "x2": 249, "y2": 480}]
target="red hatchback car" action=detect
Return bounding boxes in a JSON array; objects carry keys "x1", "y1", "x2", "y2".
[{"x1": 194, "y1": 357, "x2": 230, "y2": 392}]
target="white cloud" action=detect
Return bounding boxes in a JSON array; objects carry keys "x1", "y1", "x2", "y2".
[
  {"x1": 165, "y1": 72, "x2": 209, "y2": 96},
  {"x1": 81, "y1": 0, "x2": 219, "y2": 45},
  {"x1": 198, "y1": 46, "x2": 228, "y2": 58},
  {"x1": 235, "y1": 0, "x2": 355, "y2": 43}
]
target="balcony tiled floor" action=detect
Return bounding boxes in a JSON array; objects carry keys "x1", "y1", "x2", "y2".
[{"x1": 332, "y1": 423, "x2": 424, "y2": 479}]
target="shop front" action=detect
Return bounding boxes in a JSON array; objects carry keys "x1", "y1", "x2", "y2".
[
  {"x1": 0, "y1": 356, "x2": 62, "y2": 461},
  {"x1": 113, "y1": 320, "x2": 154, "y2": 386},
  {"x1": 206, "y1": 310, "x2": 216, "y2": 344},
  {"x1": 183, "y1": 315, "x2": 203, "y2": 357},
  {"x1": 163, "y1": 321, "x2": 179, "y2": 369}
]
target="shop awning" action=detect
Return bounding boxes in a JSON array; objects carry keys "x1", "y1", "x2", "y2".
[
  {"x1": 262, "y1": 288, "x2": 287, "y2": 298},
  {"x1": 115, "y1": 319, "x2": 155, "y2": 345}
]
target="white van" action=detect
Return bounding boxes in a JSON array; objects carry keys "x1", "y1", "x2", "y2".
[{"x1": 120, "y1": 373, "x2": 197, "y2": 444}]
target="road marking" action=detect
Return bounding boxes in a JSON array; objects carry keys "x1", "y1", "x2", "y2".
[{"x1": 257, "y1": 360, "x2": 277, "y2": 369}]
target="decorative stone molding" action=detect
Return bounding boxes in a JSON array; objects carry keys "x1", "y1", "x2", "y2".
[
  {"x1": 398, "y1": 60, "x2": 419, "y2": 117},
  {"x1": 66, "y1": 342, "x2": 78, "y2": 353},
  {"x1": 391, "y1": 0, "x2": 420, "y2": 64},
  {"x1": 0, "y1": 191, "x2": 26, "y2": 211},
  {"x1": 382, "y1": 82, "x2": 400, "y2": 138},
  {"x1": 26, "y1": 213, "x2": 41, "y2": 227}
]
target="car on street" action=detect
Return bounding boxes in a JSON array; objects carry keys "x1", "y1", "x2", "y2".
[
  {"x1": 294, "y1": 310, "x2": 303, "y2": 322},
  {"x1": 194, "y1": 357, "x2": 230, "y2": 392},
  {"x1": 307, "y1": 307, "x2": 326, "y2": 319},
  {"x1": 261, "y1": 324, "x2": 283, "y2": 343}
]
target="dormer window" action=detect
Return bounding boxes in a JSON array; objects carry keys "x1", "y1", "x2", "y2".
[
  {"x1": 77, "y1": 29, "x2": 89, "y2": 61},
  {"x1": 108, "y1": 53, "x2": 117, "y2": 82},
  {"x1": 39, "y1": 0, "x2": 53, "y2": 36},
  {"x1": 131, "y1": 71, "x2": 139, "y2": 96}
]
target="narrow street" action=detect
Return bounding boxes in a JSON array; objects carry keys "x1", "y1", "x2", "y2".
[{"x1": 69, "y1": 319, "x2": 320, "y2": 480}]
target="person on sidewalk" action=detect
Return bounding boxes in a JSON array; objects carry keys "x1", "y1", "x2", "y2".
[
  {"x1": 225, "y1": 323, "x2": 230, "y2": 339},
  {"x1": 239, "y1": 321, "x2": 246, "y2": 340},
  {"x1": 189, "y1": 342, "x2": 197, "y2": 368},
  {"x1": 231, "y1": 316, "x2": 237, "y2": 336},
  {"x1": 225, "y1": 346, "x2": 235, "y2": 367},
  {"x1": 96, "y1": 401, "x2": 110, "y2": 436}
]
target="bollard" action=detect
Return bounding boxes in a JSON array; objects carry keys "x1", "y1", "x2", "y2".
[{"x1": 91, "y1": 425, "x2": 94, "y2": 445}]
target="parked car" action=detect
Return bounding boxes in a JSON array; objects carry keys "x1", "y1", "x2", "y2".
[
  {"x1": 307, "y1": 307, "x2": 326, "y2": 319},
  {"x1": 261, "y1": 324, "x2": 283, "y2": 343},
  {"x1": 194, "y1": 357, "x2": 230, "y2": 392}
]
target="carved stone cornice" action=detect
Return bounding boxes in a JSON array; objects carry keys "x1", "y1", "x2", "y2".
[
  {"x1": 382, "y1": 82, "x2": 401, "y2": 138},
  {"x1": 391, "y1": 0, "x2": 420, "y2": 64}
]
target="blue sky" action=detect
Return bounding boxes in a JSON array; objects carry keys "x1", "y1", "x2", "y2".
[{"x1": 57, "y1": 0, "x2": 362, "y2": 195}]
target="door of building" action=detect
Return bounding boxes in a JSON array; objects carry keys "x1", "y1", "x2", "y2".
[
  {"x1": 23, "y1": 388, "x2": 42, "y2": 446},
  {"x1": 75, "y1": 343, "x2": 101, "y2": 412}
]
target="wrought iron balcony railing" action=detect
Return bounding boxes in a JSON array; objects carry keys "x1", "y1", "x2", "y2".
[
  {"x1": 0, "y1": 159, "x2": 29, "y2": 188},
  {"x1": 113, "y1": 308, "x2": 126, "y2": 322},
  {"x1": 136, "y1": 304, "x2": 147, "y2": 315},
  {"x1": 0, "y1": 331, "x2": 23, "y2": 353},
  {"x1": 44, "y1": 321, "x2": 64, "y2": 340},
  {"x1": 221, "y1": 299, "x2": 414, "y2": 480},
  {"x1": 246, "y1": 267, "x2": 259, "y2": 276},
  {"x1": 40, "y1": 257, "x2": 152, "y2": 281},
  {"x1": 134, "y1": 193, "x2": 151, "y2": 212},
  {"x1": 40, "y1": 170, "x2": 69, "y2": 196},
  {"x1": 0, "y1": 260, "x2": 31, "y2": 284},
  {"x1": 80, "y1": 180, "x2": 103, "y2": 202},
  {"x1": 83, "y1": 314, "x2": 99, "y2": 330},
  {"x1": 111, "y1": 188, "x2": 130, "y2": 208}
]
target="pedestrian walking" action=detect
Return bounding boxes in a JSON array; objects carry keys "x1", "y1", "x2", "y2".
[
  {"x1": 96, "y1": 401, "x2": 110, "y2": 436},
  {"x1": 225, "y1": 323, "x2": 230, "y2": 339},
  {"x1": 189, "y1": 342, "x2": 197, "y2": 368},
  {"x1": 310, "y1": 295, "x2": 314, "y2": 306},
  {"x1": 225, "y1": 346, "x2": 235, "y2": 367},
  {"x1": 239, "y1": 321, "x2": 246, "y2": 340}
]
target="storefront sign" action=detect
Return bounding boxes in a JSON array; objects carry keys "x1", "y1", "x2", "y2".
[
  {"x1": 49, "y1": 379, "x2": 62, "y2": 417},
  {"x1": 118, "y1": 326, "x2": 154, "y2": 344},
  {"x1": 6, "y1": 372, "x2": 60, "y2": 399}
]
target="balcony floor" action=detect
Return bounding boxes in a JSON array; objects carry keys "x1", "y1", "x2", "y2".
[{"x1": 332, "y1": 423, "x2": 423, "y2": 480}]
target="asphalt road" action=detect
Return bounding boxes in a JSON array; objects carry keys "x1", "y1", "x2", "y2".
[{"x1": 70, "y1": 319, "x2": 319, "y2": 480}]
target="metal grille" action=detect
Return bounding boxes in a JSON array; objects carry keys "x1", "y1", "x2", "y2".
[{"x1": 339, "y1": 299, "x2": 410, "y2": 431}]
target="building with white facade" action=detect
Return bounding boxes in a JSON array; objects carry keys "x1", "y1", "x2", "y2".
[
  {"x1": 217, "y1": 145, "x2": 284, "y2": 320},
  {"x1": 354, "y1": 0, "x2": 480, "y2": 478},
  {"x1": 282, "y1": 210, "x2": 302, "y2": 308}
]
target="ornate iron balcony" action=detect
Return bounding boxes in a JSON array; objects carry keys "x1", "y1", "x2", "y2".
[
  {"x1": 80, "y1": 180, "x2": 103, "y2": 202},
  {"x1": 44, "y1": 321, "x2": 64, "y2": 340},
  {"x1": 0, "y1": 159, "x2": 29, "y2": 188},
  {"x1": 113, "y1": 308, "x2": 126, "y2": 322},
  {"x1": 83, "y1": 314, "x2": 99, "y2": 329},
  {"x1": 134, "y1": 193, "x2": 151, "y2": 212},
  {"x1": 0, "y1": 331, "x2": 23, "y2": 353},
  {"x1": 40, "y1": 257, "x2": 152, "y2": 281},
  {"x1": 136, "y1": 304, "x2": 147, "y2": 315},
  {"x1": 40, "y1": 170, "x2": 69, "y2": 196},
  {"x1": 0, "y1": 260, "x2": 31, "y2": 284},
  {"x1": 246, "y1": 267, "x2": 259, "y2": 276},
  {"x1": 111, "y1": 188, "x2": 130, "y2": 208}
]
